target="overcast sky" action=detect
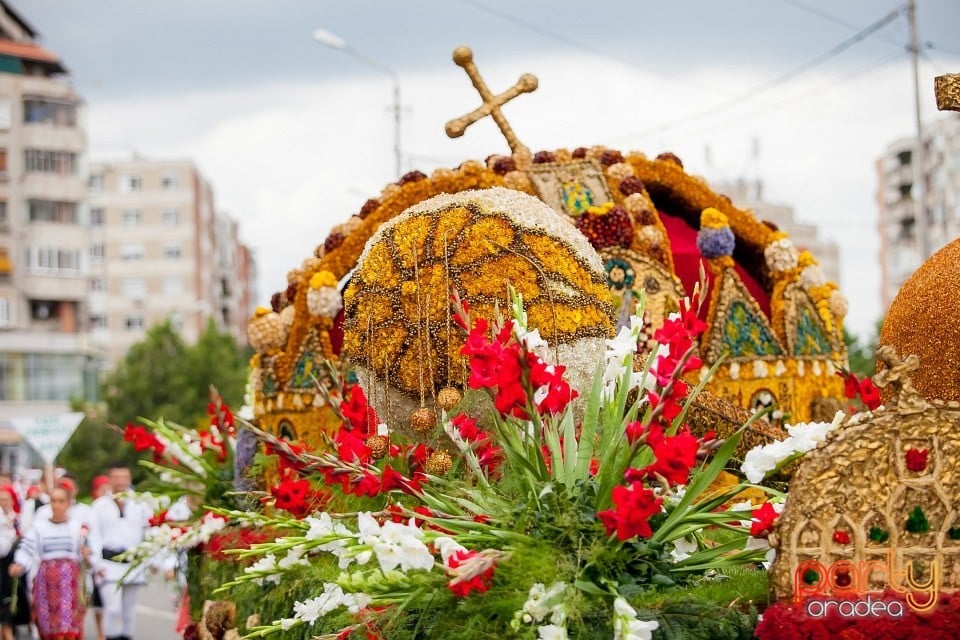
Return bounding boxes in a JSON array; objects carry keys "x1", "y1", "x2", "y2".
[{"x1": 13, "y1": 0, "x2": 960, "y2": 338}]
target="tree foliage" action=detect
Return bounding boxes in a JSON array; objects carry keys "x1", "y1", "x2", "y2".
[
  {"x1": 843, "y1": 318, "x2": 884, "y2": 379},
  {"x1": 57, "y1": 319, "x2": 250, "y2": 496}
]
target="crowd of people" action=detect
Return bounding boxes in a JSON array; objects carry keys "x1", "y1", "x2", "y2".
[{"x1": 0, "y1": 464, "x2": 152, "y2": 640}]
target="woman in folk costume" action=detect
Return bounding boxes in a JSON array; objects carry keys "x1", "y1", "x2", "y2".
[
  {"x1": 0, "y1": 486, "x2": 29, "y2": 640},
  {"x1": 9, "y1": 487, "x2": 101, "y2": 640}
]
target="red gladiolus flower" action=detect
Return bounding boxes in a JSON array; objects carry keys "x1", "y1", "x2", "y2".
[
  {"x1": 597, "y1": 482, "x2": 662, "y2": 541},
  {"x1": 858, "y1": 378, "x2": 882, "y2": 411},
  {"x1": 148, "y1": 509, "x2": 168, "y2": 527},
  {"x1": 123, "y1": 424, "x2": 165, "y2": 461},
  {"x1": 335, "y1": 428, "x2": 372, "y2": 464},
  {"x1": 624, "y1": 421, "x2": 645, "y2": 444},
  {"x1": 271, "y1": 478, "x2": 312, "y2": 517},
  {"x1": 750, "y1": 502, "x2": 779, "y2": 537},
  {"x1": 636, "y1": 426, "x2": 699, "y2": 486},
  {"x1": 379, "y1": 465, "x2": 407, "y2": 493},
  {"x1": 198, "y1": 429, "x2": 227, "y2": 462},
  {"x1": 445, "y1": 550, "x2": 496, "y2": 598},
  {"x1": 832, "y1": 530, "x2": 850, "y2": 545},
  {"x1": 840, "y1": 372, "x2": 860, "y2": 399},
  {"x1": 452, "y1": 414, "x2": 480, "y2": 441},
  {"x1": 906, "y1": 448, "x2": 928, "y2": 472},
  {"x1": 340, "y1": 385, "x2": 379, "y2": 436}
]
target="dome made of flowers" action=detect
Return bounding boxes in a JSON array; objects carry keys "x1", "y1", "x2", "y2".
[
  {"x1": 341, "y1": 187, "x2": 612, "y2": 434},
  {"x1": 878, "y1": 237, "x2": 960, "y2": 403}
]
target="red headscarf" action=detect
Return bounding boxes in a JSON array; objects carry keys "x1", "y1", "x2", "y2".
[{"x1": 0, "y1": 486, "x2": 19, "y2": 514}]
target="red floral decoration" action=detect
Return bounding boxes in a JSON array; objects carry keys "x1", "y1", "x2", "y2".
[
  {"x1": 832, "y1": 530, "x2": 851, "y2": 545},
  {"x1": 123, "y1": 423, "x2": 165, "y2": 462},
  {"x1": 270, "y1": 478, "x2": 315, "y2": 517},
  {"x1": 625, "y1": 425, "x2": 699, "y2": 486},
  {"x1": 750, "y1": 502, "x2": 780, "y2": 537},
  {"x1": 906, "y1": 448, "x2": 928, "y2": 472},
  {"x1": 445, "y1": 550, "x2": 496, "y2": 598},
  {"x1": 596, "y1": 482, "x2": 663, "y2": 541}
]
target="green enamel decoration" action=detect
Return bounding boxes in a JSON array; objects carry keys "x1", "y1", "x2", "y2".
[
  {"x1": 722, "y1": 300, "x2": 783, "y2": 357},
  {"x1": 868, "y1": 526, "x2": 890, "y2": 543},
  {"x1": 948, "y1": 526, "x2": 960, "y2": 541},
  {"x1": 906, "y1": 505, "x2": 930, "y2": 534},
  {"x1": 288, "y1": 348, "x2": 320, "y2": 390},
  {"x1": 793, "y1": 301, "x2": 832, "y2": 356}
]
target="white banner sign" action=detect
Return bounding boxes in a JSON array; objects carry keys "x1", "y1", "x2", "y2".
[{"x1": 11, "y1": 413, "x2": 85, "y2": 464}]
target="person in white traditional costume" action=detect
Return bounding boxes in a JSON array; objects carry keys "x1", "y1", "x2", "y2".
[
  {"x1": 0, "y1": 487, "x2": 29, "y2": 640},
  {"x1": 92, "y1": 463, "x2": 150, "y2": 640},
  {"x1": 9, "y1": 487, "x2": 101, "y2": 640}
]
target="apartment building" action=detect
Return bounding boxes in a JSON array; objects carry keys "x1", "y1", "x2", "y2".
[
  {"x1": 87, "y1": 158, "x2": 255, "y2": 363},
  {"x1": 876, "y1": 115, "x2": 960, "y2": 308},
  {"x1": 0, "y1": 1, "x2": 101, "y2": 471}
]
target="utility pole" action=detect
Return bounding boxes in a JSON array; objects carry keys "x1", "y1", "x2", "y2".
[{"x1": 907, "y1": 0, "x2": 929, "y2": 260}]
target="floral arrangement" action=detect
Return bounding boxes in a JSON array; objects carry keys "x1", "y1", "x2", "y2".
[{"x1": 173, "y1": 289, "x2": 782, "y2": 640}]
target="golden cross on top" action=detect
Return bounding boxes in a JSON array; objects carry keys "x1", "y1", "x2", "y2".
[
  {"x1": 445, "y1": 46, "x2": 538, "y2": 158},
  {"x1": 935, "y1": 74, "x2": 960, "y2": 111}
]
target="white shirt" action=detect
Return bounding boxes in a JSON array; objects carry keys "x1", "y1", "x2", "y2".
[
  {"x1": 91, "y1": 492, "x2": 150, "y2": 583},
  {"x1": 13, "y1": 516, "x2": 101, "y2": 574},
  {"x1": 32, "y1": 502, "x2": 99, "y2": 541}
]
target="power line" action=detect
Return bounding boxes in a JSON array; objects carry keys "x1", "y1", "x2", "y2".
[
  {"x1": 777, "y1": 0, "x2": 907, "y2": 49},
  {"x1": 456, "y1": 0, "x2": 717, "y2": 94},
  {"x1": 608, "y1": 7, "x2": 903, "y2": 143},
  {"x1": 612, "y1": 50, "x2": 907, "y2": 150}
]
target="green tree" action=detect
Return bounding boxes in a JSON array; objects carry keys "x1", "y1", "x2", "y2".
[
  {"x1": 102, "y1": 319, "x2": 250, "y2": 428},
  {"x1": 102, "y1": 321, "x2": 197, "y2": 426},
  {"x1": 843, "y1": 318, "x2": 884, "y2": 379},
  {"x1": 56, "y1": 401, "x2": 141, "y2": 499}
]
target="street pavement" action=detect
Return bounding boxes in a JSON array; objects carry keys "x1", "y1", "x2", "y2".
[{"x1": 82, "y1": 578, "x2": 182, "y2": 640}]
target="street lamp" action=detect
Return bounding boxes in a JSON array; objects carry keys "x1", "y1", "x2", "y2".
[{"x1": 313, "y1": 28, "x2": 403, "y2": 178}]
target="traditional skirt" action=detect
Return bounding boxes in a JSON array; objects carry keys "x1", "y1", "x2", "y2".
[{"x1": 32, "y1": 558, "x2": 84, "y2": 640}]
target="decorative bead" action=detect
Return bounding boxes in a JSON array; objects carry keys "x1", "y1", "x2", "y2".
[
  {"x1": 600, "y1": 149, "x2": 624, "y2": 166},
  {"x1": 359, "y1": 198, "x2": 380, "y2": 219},
  {"x1": 324, "y1": 231, "x2": 345, "y2": 253},
  {"x1": 533, "y1": 150, "x2": 555, "y2": 164},
  {"x1": 398, "y1": 170, "x2": 427, "y2": 185},
  {"x1": 437, "y1": 387, "x2": 463, "y2": 412},
  {"x1": 410, "y1": 407, "x2": 437, "y2": 434},
  {"x1": 425, "y1": 450, "x2": 453, "y2": 475},
  {"x1": 655, "y1": 151, "x2": 683, "y2": 167},
  {"x1": 366, "y1": 435, "x2": 389, "y2": 459}
]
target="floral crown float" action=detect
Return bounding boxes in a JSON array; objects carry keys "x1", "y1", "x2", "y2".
[{"x1": 245, "y1": 45, "x2": 849, "y2": 459}]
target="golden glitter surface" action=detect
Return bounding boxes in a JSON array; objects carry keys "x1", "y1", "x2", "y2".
[{"x1": 878, "y1": 237, "x2": 960, "y2": 402}]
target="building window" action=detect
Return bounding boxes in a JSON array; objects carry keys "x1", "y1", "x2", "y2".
[
  {"x1": 0, "y1": 149, "x2": 6, "y2": 174},
  {"x1": 122, "y1": 209, "x2": 142, "y2": 226},
  {"x1": 0, "y1": 298, "x2": 10, "y2": 327},
  {"x1": 162, "y1": 209, "x2": 180, "y2": 226},
  {"x1": 120, "y1": 244, "x2": 145, "y2": 261},
  {"x1": 25, "y1": 247, "x2": 81, "y2": 274},
  {"x1": 89, "y1": 243, "x2": 105, "y2": 264},
  {"x1": 89, "y1": 314, "x2": 107, "y2": 330},
  {"x1": 24, "y1": 353, "x2": 85, "y2": 401},
  {"x1": 120, "y1": 175, "x2": 142, "y2": 192},
  {"x1": 161, "y1": 174, "x2": 179, "y2": 190},
  {"x1": 90, "y1": 207, "x2": 105, "y2": 226},
  {"x1": 88, "y1": 174, "x2": 103, "y2": 193},
  {"x1": 163, "y1": 276, "x2": 184, "y2": 296},
  {"x1": 90, "y1": 277, "x2": 105, "y2": 292},
  {"x1": 0, "y1": 201, "x2": 7, "y2": 228},
  {"x1": 23, "y1": 99, "x2": 77, "y2": 126},
  {"x1": 163, "y1": 244, "x2": 181, "y2": 260},
  {"x1": 122, "y1": 277, "x2": 146, "y2": 299},
  {"x1": 125, "y1": 315, "x2": 145, "y2": 330},
  {"x1": 24, "y1": 149, "x2": 77, "y2": 175},
  {"x1": 27, "y1": 200, "x2": 78, "y2": 224}
]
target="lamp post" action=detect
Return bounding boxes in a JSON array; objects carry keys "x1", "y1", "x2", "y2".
[{"x1": 313, "y1": 28, "x2": 403, "y2": 178}]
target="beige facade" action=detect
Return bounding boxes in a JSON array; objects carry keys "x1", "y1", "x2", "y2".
[
  {"x1": 876, "y1": 115, "x2": 960, "y2": 309},
  {"x1": 712, "y1": 179, "x2": 841, "y2": 284},
  {"x1": 0, "y1": 1, "x2": 102, "y2": 471},
  {"x1": 88, "y1": 158, "x2": 254, "y2": 363}
]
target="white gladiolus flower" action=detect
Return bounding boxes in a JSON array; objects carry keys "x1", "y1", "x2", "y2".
[
  {"x1": 612, "y1": 597, "x2": 659, "y2": 640},
  {"x1": 278, "y1": 545, "x2": 310, "y2": 570},
  {"x1": 740, "y1": 412, "x2": 844, "y2": 483},
  {"x1": 669, "y1": 535, "x2": 698, "y2": 563},
  {"x1": 434, "y1": 537, "x2": 468, "y2": 564},
  {"x1": 538, "y1": 624, "x2": 568, "y2": 640},
  {"x1": 279, "y1": 618, "x2": 297, "y2": 631}
]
